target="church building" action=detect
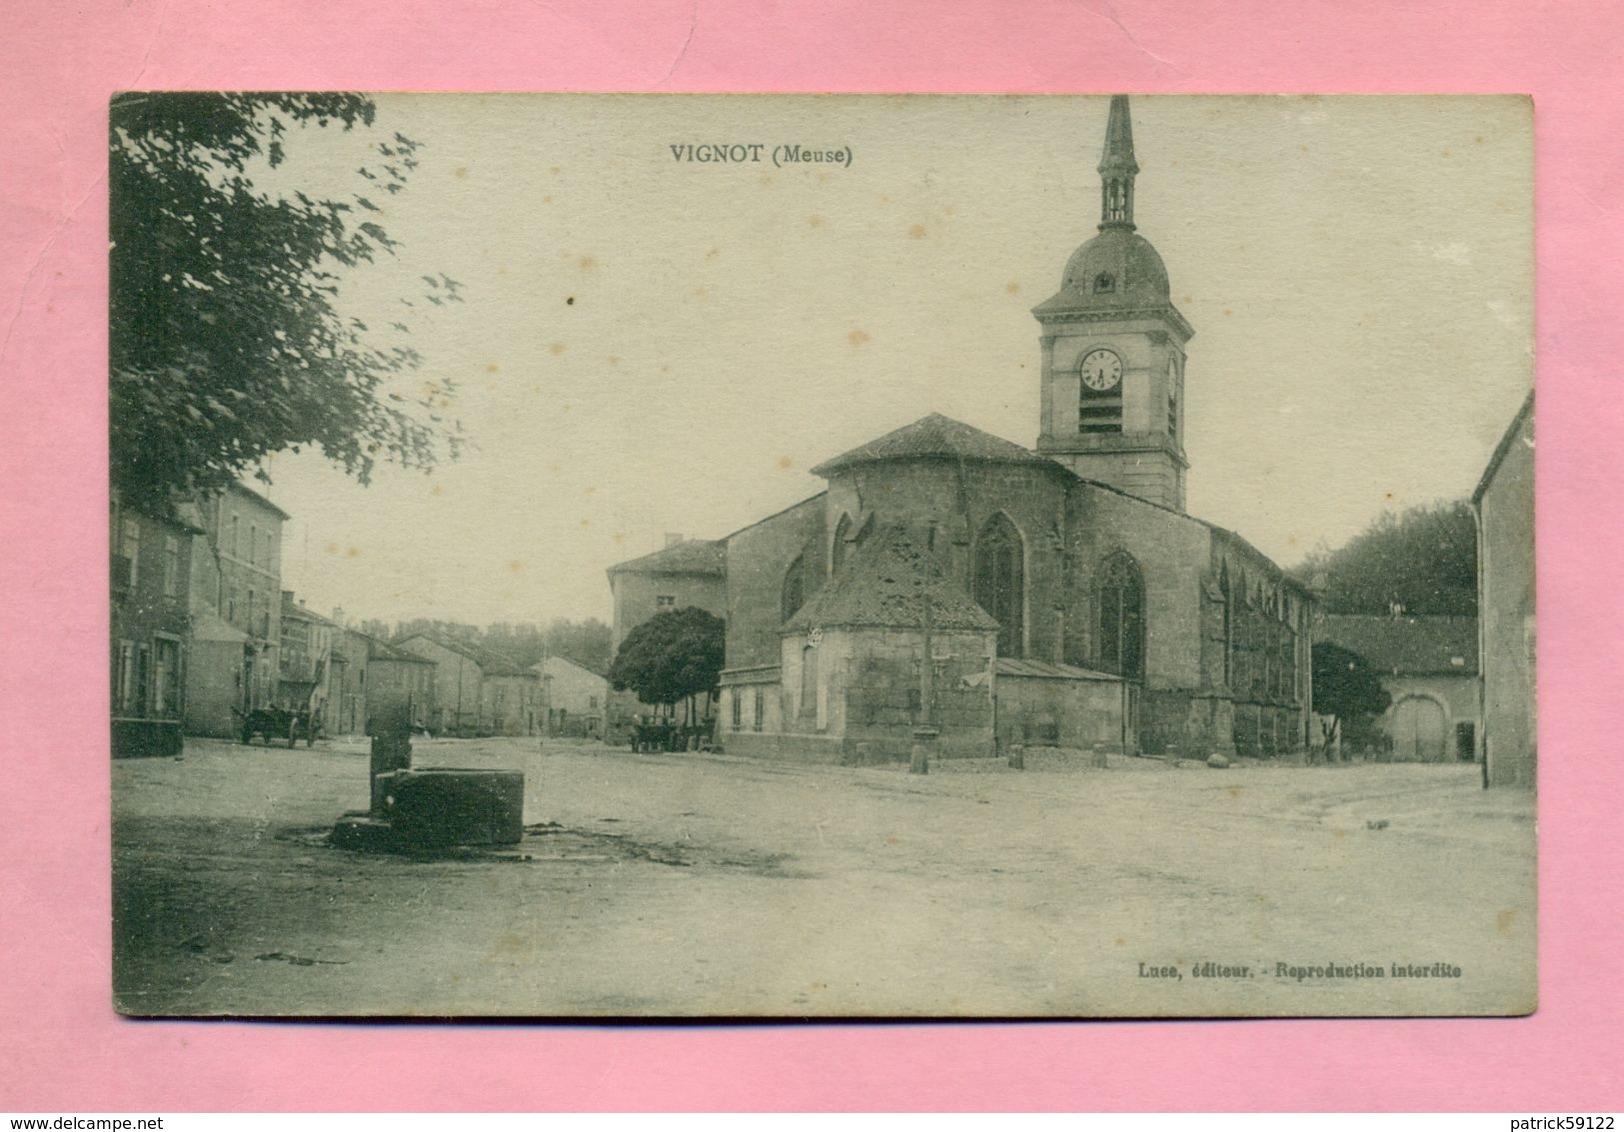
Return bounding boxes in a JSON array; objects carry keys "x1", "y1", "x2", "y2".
[{"x1": 609, "y1": 97, "x2": 1314, "y2": 762}]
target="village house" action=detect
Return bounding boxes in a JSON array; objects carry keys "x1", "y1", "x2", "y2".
[
  {"x1": 604, "y1": 535, "x2": 727, "y2": 739},
  {"x1": 277, "y1": 594, "x2": 343, "y2": 737},
  {"x1": 1474, "y1": 391, "x2": 1535, "y2": 788},
  {"x1": 1315, "y1": 613, "x2": 1480, "y2": 762},
  {"x1": 534, "y1": 654, "x2": 609, "y2": 738},
  {"x1": 110, "y1": 491, "x2": 199, "y2": 757},
  {"x1": 397, "y1": 633, "x2": 539, "y2": 736},
  {"x1": 329, "y1": 628, "x2": 438, "y2": 736},
  {"x1": 609, "y1": 97, "x2": 1314, "y2": 764},
  {"x1": 183, "y1": 482, "x2": 289, "y2": 738}
]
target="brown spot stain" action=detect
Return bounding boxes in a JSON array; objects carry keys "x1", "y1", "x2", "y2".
[
  {"x1": 1497, "y1": 908, "x2": 1516, "y2": 933},
  {"x1": 777, "y1": 456, "x2": 794, "y2": 471},
  {"x1": 549, "y1": 166, "x2": 561, "y2": 175},
  {"x1": 508, "y1": 561, "x2": 526, "y2": 573},
  {"x1": 1006, "y1": 281, "x2": 1021, "y2": 295},
  {"x1": 885, "y1": 835, "x2": 900, "y2": 845},
  {"x1": 848, "y1": 329, "x2": 870, "y2": 347},
  {"x1": 908, "y1": 224, "x2": 927, "y2": 240},
  {"x1": 807, "y1": 214, "x2": 825, "y2": 228},
  {"x1": 1226, "y1": 785, "x2": 1241, "y2": 798},
  {"x1": 543, "y1": 195, "x2": 552, "y2": 204},
  {"x1": 1222, "y1": 308, "x2": 1233, "y2": 317},
  {"x1": 324, "y1": 542, "x2": 339, "y2": 555},
  {"x1": 607, "y1": 356, "x2": 620, "y2": 366},
  {"x1": 550, "y1": 342, "x2": 567, "y2": 356},
  {"x1": 577, "y1": 256, "x2": 596, "y2": 271},
  {"x1": 430, "y1": 485, "x2": 443, "y2": 497},
  {"x1": 485, "y1": 362, "x2": 499, "y2": 373},
  {"x1": 579, "y1": 518, "x2": 591, "y2": 529},
  {"x1": 454, "y1": 166, "x2": 469, "y2": 179},
  {"x1": 612, "y1": 532, "x2": 626, "y2": 545},
  {"x1": 705, "y1": 247, "x2": 720, "y2": 260},
  {"x1": 346, "y1": 546, "x2": 361, "y2": 558}
]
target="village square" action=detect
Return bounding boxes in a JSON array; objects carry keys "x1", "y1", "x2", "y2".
[{"x1": 109, "y1": 95, "x2": 1536, "y2": 1016}]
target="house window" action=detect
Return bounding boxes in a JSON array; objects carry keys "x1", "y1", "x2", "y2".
[
  {"x1": 163, "y1": 536, "x2": 180, "y2": 597},
  {"x1": 226, "y1": 586, "x2": 238, "y2": 625},
  {"x1": 229, "y1": 514, "x2": 239, "y2": 558},
  {"x1": 114, "y1": 640, "x2": 136, "y2": 712},
  {"x1": 1096, "y1": 552, "x2": 1145, "y2": 680},
  {"x1": 655, "y1": 594, "x2": 676, "y2": 610},
  {"x1": 134, "y1": 644, "x2": 152, "y2": 716},
  {"x1": 121, "y1": 519, "x2": 141, "y2": 586},
  {"x1": 730, "y1": 691, "x2": 742, "y2": 729},
  {"x1": 153, "y1": 637, "x2": 180, "y2": 716},
  {"x1": 753, "y1": 686, "x2": 764, "y2": 731},
  {"x1": 589, "y1": 694, "x2": 598, "y2": 710},
  {"x1": 972, "y1": 514, "x2": 1025, "y2": 658},
  {"x1": 247, "y1": 589, "x2": 256, "y2": 636}
]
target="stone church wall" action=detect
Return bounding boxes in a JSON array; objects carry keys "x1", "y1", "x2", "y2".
[
  {"x1": 824, "y1": 461, "x2": 1072, "y2": 661},
  {"x1": 721, "y1": 493, "x2": 827, "y2": 669},
  {"x1": 1066, "y1": 484, "x2": 1210, "y2": 690}
]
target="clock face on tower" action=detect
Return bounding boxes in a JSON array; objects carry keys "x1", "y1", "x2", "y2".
[{"x1": 1080, "y1": 348, "x2": 1123, "y2": 392}]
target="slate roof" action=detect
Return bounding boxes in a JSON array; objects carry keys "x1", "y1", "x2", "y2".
[
  {"x1": 348, "y1": 630, "x2": 436, "y2": 666},
  {"x1": 606, "y1": 539, "x2": 726, "y2": 577},
  {"x1": 1314, "y1": 615, "x2": 1479, "y2": 676},
  {"x1": 1472, "y1": 389, "x2": 1535, "y2": 504},
  {"x1": 397, "y1": 632, "x2": 532, "y2": 675},
  {"x1": 810, "y1": 413, "x2": 1065, "y2": 478},
  {"x1": 783, "y1": 524, "x2": 1000, "y2": 633}
]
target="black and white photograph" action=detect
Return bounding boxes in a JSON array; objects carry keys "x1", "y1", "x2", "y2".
[{"x1": 109, "y1": 93, "x2": 1535, "y2": 1018}]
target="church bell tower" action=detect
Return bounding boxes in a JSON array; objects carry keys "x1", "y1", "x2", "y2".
[{"x1": 1033, "y1": 96, "x2": 1193, "y2": 511}]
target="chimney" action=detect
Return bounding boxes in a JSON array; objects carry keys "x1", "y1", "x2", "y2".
[{"x1": 664, "y1": 532, "x2": 685, "y2": 548}]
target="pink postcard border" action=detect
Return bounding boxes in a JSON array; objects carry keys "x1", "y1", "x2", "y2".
[{"x1": 2, "y1": 0, "x2": 1622, "y2": 1112}]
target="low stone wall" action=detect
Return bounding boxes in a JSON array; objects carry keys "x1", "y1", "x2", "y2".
[{"x1": 721, "y1": 731, "x2": 846, "y2": 764}]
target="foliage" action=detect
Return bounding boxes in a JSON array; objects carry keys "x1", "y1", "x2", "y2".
[
  {"x1": 352, "y1": 617, "x2": 613, "y2": 674},
  {"x1": 1291, "y1": 501, "x2": 1476, "y2": 616},
  {"x1": 1311, "y1": 642, "x2": 1392, "y2": 751},
  {"x1": 607, "y1": 607, "x2": 726, "y2": 708},
  {"x1": 110, "y1": 92, "x2": 463, "y2": 514}
]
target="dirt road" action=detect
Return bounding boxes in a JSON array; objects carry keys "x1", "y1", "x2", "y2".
[{"x1": 113, "y1": 737, "x2": 1535, "y2": 1017}]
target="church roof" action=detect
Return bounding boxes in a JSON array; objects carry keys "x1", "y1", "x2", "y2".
[
  {"x1": 606, "y1": 538, "x2": 726, "y2": 577},
  {"x1": 1314, "y1": 614, "x2": 1479, "y2": 677},
  {"x1": 810, "y1": 413, "x2": 1063, "y2": 478},
  {"x1": 783, "y1": 523, "x2": 999, "y2": 634}
]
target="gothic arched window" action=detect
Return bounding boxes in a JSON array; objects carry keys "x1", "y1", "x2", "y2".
[
  {"x1": 831, "y1": 513, "x2": 852, "y2": 575},
  {"x1": 1097, "y1": 552, "x2": 1145, "y2": 680},
  {"x1": 781, "y1": 554, "x2": 806, "y2": 623},
  {"x1": 973, "y1": 513, "x2": 1025, "y2": 658}
]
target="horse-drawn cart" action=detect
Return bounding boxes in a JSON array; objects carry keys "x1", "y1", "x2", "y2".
[{"x1": 237, "y1": 705, "x2": 315, "y2": 748}]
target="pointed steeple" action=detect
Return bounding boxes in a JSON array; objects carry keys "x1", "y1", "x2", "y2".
[{"x1": 1097, "y1": 95, "x2": 1139, "y2": 231}]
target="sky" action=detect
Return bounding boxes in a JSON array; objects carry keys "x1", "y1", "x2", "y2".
[{"x1": 248, "y1": 94, "x2": 1533, "y2": 627}]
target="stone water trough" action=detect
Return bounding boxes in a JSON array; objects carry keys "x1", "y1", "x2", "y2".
[{"x1": 332, "y1": 768, "x2": 525, "y2": 853}]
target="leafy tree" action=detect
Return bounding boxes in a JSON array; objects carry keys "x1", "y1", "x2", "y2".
[
  {"x1": 1292, "y1": 501, "x2": 1476, "y2": 616},
  {"x1": 541, "y1": 617, "x2": 613, "y2": 674},
  {"x1": 1311, "y1": 642, "x2": 1392, "y2": 759},
  {"x1": 608, "y1": 608, "x2": 725, "y2": 722},
  {"x1": 109, "y1": 92, "x2": 463, "y2": 514}
]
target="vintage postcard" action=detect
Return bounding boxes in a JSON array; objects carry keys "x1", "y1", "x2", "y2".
[{"x1": 109, "y1": 93, "x2": 1534, "y2": 1017}]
